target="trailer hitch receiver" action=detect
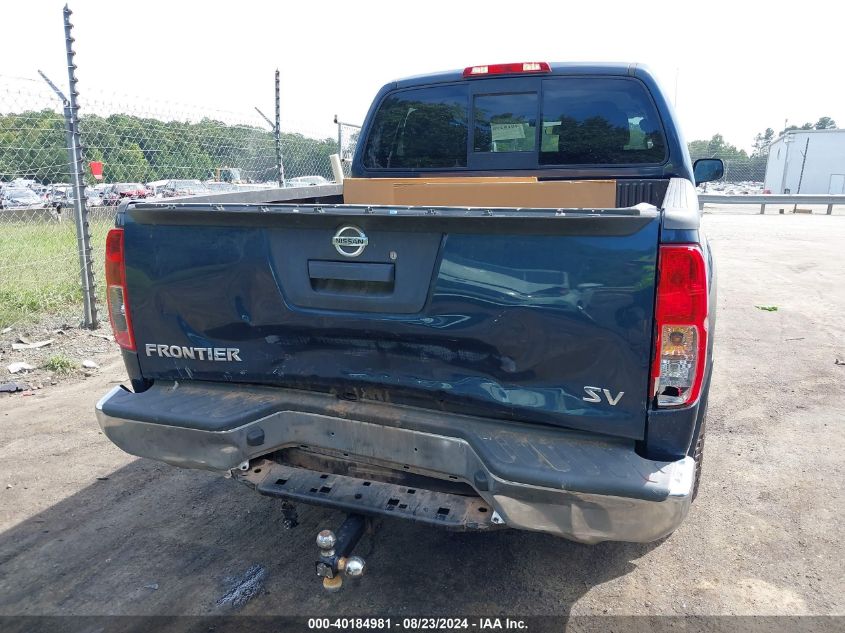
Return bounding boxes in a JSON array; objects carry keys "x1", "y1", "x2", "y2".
[{"x1": 315, "y1": 514, "x2": 367, "y2": 591}]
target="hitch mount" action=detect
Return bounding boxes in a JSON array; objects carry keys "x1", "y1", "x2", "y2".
[{"x1": 315, "y1": 513, "x2": 367, "y2": 592}]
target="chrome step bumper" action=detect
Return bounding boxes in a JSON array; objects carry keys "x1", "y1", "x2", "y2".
[{"x1": 96, "y1": 383, "x2": 695, "y2": 544}]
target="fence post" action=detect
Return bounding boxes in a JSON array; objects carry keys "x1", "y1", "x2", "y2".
[
  {"x1": 274, "y1": 69, "x2": 286, "y2": 188},
  {"x1": 63, "y1": 5, "x2": 98, "y2": 329},
  {"x1": 336, "y1": 115, "x2": 342, "y2": 162}
]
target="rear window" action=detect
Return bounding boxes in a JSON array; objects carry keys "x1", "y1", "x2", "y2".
[
  {"x1": 363, "y1": 85, "x2": 468, "y2": 169},
  {"x1": 539, "y1": 78, "x2": 666, "y2": 165},
  {"x1": 361, "y1": 77, "x2": 666, "y2": 170},
  {"x1": 473, "y1": 93, "x2": 537, "y2": 153}
]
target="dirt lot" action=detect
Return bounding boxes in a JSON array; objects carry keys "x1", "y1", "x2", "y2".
[
  {"x1": 0, "y1": 213, "x2": 843, "y2": 617},
  {"x1": 0, "y1": 316, "x2": 116, "y2": 394}
]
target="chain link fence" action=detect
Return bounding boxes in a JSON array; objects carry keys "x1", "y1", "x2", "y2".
[
  {"x1": 0, "y1": 75, "x2": 82, "y2": 328},
  {"x1": 691, "y1": 150, "x2": 768, "y2": 194},
  {"x1": 0, "y1": 71, "x2": 348, "y2": 328},
  {"x1": 77, "y1": 87, "x2": 339, "y2": 189}
]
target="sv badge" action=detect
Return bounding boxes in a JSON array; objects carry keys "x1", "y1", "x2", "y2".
[{"x1": 583, "y1": 386, "x2": 625, "y2": 406}]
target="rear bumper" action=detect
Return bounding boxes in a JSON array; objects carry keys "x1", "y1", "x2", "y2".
[{"x1": 95, "y1": 382, "x2": 695, "y2": 544}]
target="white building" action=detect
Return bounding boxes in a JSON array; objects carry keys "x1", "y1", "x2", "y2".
[{"x1": 764, "y1": 129, "x2": 845, "y2": 194}]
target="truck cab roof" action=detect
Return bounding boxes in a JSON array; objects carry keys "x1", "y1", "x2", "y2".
[{"x1": 391, "y1": 62, "x2": 650, "y2": 89}]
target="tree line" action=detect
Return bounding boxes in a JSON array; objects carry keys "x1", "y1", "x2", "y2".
[{"x1": 0, "y1": 109, "x2": 338, "y2": 185}]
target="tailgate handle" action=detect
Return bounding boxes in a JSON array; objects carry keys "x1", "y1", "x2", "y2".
[{"x1": 308, "y1": 260, "x2": 395, "y2": 283}]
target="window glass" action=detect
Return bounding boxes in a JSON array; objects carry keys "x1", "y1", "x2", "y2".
[
  {"x1": 540, "y1": 78, "x2": 666, "y2": 165},
  {"x1": 363, "y1": 85, "x2": 468, "y2": 169},
  {"x1": 473, "y1": 93, "x2": 537, "y2": 153}
]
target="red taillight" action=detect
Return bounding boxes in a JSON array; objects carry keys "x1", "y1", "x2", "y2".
[
  {"x1": 105, "y1": 228, "x2": 135, "y2": 351},
  {"x1": 462, "y1": 62, "x2": 551, "y2": 78},
  {"x1": 650, "y1": 245, "x2": 708, "y2": 407}
]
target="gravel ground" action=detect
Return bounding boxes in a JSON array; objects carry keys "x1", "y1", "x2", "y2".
[
  {"x1": 0, "y1": 213, "x2": 843, "y2": 617},
  {"x1": 0, "y1": 316, "x2": 115, "y2": 394}
]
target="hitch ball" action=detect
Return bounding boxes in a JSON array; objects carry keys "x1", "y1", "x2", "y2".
[
  {"x1": 343, "y1": 556, "x2": 365, "y2": 578},
  {"x1": 316, "y1": 530, "x2": 337, "y2": 556}
]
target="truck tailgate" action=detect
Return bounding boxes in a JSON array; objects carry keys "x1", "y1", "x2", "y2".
[{"x1": 123, "y1": 203, "x2": 659, "y2": 440}]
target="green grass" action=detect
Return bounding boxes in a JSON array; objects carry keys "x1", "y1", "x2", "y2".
[
  {"x1": 0, "y1": 218, "x2": 112, "y2": 327},
  {"x1": 44, "y1": 353, "x2": 76, "y2": 374}
]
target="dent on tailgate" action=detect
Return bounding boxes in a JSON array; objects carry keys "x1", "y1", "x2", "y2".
[{"x1": 123, "y1": 205, "x2": 659, "y2": 440}]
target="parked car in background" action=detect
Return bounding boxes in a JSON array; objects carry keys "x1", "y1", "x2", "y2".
[
  {"x1": 93, "y1": 183, "x2": 111, "y2": 200},
  {"x1": 160, "y1": 179, "x2": 210, "y2": 197},
  {"x1": 10, "y1": 178, "x2": 38, "y2": 190},
  {"x1": 145, "y1": 180, "x2": 170, "y2": 199},
  {"x1": 48, "y1": 184, "x2": 72, "y2": 204},
  {"x1": 1, "y1": 186, "x2": 44, "y2": 210},
  {"x1": 52, "y1": 186, "x2": 104, "y2": 211},
  {"x1": 31, "y1": 184, "x2": 50, "y2": 201},
  {"x1": 104, "y1": 183, "x2": 147, "y2": 205},
  {"x1": 86, "y1": 187, "x2": 105, "y2": 207}
]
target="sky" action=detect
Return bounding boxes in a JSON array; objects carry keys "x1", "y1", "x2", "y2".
[{"x1": 4, "y1": 0, "x2": 844, "y2": 151}]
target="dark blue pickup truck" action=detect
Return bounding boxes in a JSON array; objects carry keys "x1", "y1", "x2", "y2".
[{"x1": 96, "y1": 62, "x2": 721, "y2": 581}]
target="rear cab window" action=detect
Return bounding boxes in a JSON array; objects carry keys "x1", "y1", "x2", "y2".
[
  {"x1": 362, "y1": 85, "x2": 468, "y2": 169},
  {"x1": 473, "y1": 93, "x2": 537, "y2": 153},
  {"x1": 362, "y1": 76, "x2": 667, "y2": 170},
  {"x1": 539, "y1": 78, "x2": 666, "y2": 165}
]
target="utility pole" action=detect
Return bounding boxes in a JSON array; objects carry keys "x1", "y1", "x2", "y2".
[{"x1": 274, "y1": 69, "x2": 285, "y2": 188}]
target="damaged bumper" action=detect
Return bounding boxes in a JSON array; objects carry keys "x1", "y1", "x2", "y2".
[{"x1": 95, "y1": 382, "x2": 695, "y2": 544}]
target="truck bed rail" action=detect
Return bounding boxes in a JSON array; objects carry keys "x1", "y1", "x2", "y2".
[{"x1": 123, "y1": 201, "x2": 657, "y2": 236}]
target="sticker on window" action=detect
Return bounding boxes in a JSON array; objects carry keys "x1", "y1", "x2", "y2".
[{"x1": 491, "y1": 123, "x2": 527, "y2": 142}]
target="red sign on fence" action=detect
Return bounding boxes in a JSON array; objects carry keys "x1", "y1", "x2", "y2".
[{"x1": 89, "y1": 161, "x2": 104, "y2": 180}]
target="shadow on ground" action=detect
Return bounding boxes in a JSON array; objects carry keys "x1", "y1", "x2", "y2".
[{"x1": 0, "y1": 458, "x2": 660, "y2": 616}]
